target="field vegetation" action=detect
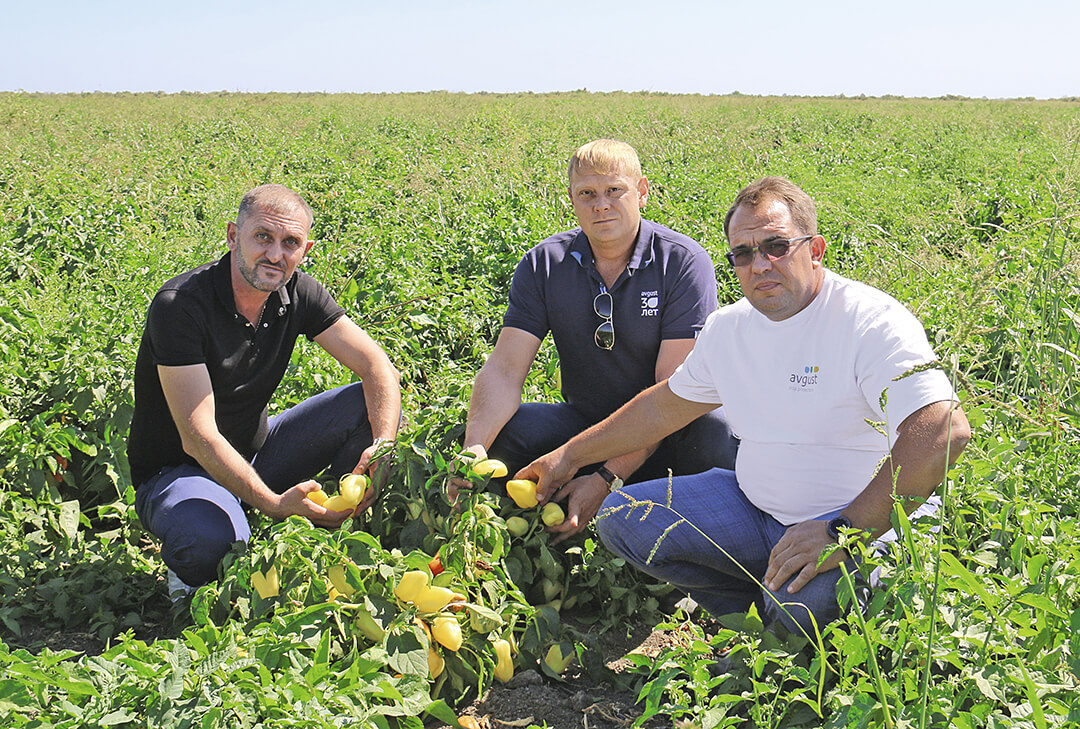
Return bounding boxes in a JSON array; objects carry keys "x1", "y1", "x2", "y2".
[{"x1": 0, "y1": 91, "x2": 1078, "y2": 727}]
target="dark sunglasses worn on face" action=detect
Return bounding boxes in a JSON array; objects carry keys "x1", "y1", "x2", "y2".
[
  {"x1": 594, "y1": 288, "x2": 614, "y2": 350},
  {"x1": 725, "y1": 234, "x2": 815, "y2": 268}
]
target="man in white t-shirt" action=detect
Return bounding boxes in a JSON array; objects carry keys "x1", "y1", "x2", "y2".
[{"x1": 516, "y1": 177, "x2": 971, "y2": 633}]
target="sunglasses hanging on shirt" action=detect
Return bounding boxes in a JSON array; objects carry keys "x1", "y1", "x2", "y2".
[{"x1": 594, "y1": 287, "x2": 614, "y2": 350}]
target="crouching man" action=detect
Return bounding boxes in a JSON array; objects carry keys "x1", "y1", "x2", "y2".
[
  {"x1": 128, "y1": 184, "x2": 401, "y2": 592},
  {"x1": 518, "y1": 177, "x2": 970, "y2": 633}
]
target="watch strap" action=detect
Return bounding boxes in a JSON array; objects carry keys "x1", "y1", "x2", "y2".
[{"x1": 595, "y1": 465, "x2": 623, "y2": 491}]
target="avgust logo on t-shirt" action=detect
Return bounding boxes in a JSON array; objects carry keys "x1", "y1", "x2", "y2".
[
  {"x1": 789, "y1": 365, "x2": 820, "y2": 391},
  {"x1": 640, "y1": 290, "x2": 660, "y2": 317}
]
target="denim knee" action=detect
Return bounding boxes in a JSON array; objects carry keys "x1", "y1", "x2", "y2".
[
  {"x1": 160, "y1": 499, "x2": 245, "y2": 586},
  {"x1": 762, "y1": 568, "x2": 847, "y2": 636}
]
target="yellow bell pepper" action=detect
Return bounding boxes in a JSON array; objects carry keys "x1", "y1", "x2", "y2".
[
  {"x1": 432, "y1": 616, "x2": 463, "y2": 651},
  {"x1": 428, "y1": 647, "x2": 445, "y2": 678},
  {"x1": 306, "y1": 488, "x2": 328, "y2": 506},
  {"x1": 544, "y1": 643, "x2": 574, "y2": 674},
  {"x1": 415, "y1": 585, "x2": 454, "y2": 613},
  {"x1": 541, "y1": 502, "x2": 565, "y2": 527},
  {"x1": 506, "y1": 479, "x2": 539, "y2": 508},
  {"x1": 251, "y1": 566, "x2": 279, "y2": 598},
  {"x1": 472, "y1": 458, "x2": 508, "y2": 478},
  {"x1": 506, "y1": 516, "x2": 529, "y2": 537},
  {"x1": 327, "y1": 564, "x2": 355, "y2": 597},
  {"x1": 395, "y1": 570, "x2": 429, "y2": 602},
  {"x1": 355, "y1": 610, "x2": 384, "y2": 642},
  {"x1": 338, "y1": 473, "x2": 370, "y2": 505},
  {"x1": 322, "y1": 494, "x2": 356, "y2": 513},
  {"x1": 492, "y1": 639, "x2": 514, "y2": 683}
]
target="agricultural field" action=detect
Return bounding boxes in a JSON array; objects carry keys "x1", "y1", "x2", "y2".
[{"x1": 0, "y1": 91, "x2": 1078, "y2": 728}]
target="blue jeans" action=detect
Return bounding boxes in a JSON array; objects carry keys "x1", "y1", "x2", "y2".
[
  {"x1": 134, "y1": 383, "x2": 374, "y2": 586},
  {"x1": 489, "y1": 402, "x2": 739, "y2": 482},
  {"x1": 596, "y1": 468, "x2": 892, "y2": 635}
]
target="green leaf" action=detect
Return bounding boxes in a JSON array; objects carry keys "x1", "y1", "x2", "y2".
[
  {"x1": 306, "y1": 628, "x2": 331, "y2": 686},
  {"x1": 1016, "y1": 594, "x2": 1068, "y2": 620},
  {"x1": 466, "y1": 604, "x2": 503, "y2": 634},
  {"x1": 424, "y1": 699, "x2": 461, "y2": 725},
  {"x1": 58, "y1": 500, "x2": 80, "y2": 541},
  {"x1": 99, "y1": 709, "x2": 138, "y2": 725}
]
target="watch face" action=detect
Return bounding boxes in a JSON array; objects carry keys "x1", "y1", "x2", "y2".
[{"x1": 828, "y1": 516, "x2": 851, "y2": 539}]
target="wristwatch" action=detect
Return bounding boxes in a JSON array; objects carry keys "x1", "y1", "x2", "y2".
[
  {"x1": 595, "y1": 465, "x2": 624, "y2": 492},
  {"x1": 826, "y1": 515, "x2": 852, "y2": 541}
]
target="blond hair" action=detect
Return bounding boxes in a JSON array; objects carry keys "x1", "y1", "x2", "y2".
[{"x1": 567, "y1": 139, "x2": 643, "y2": 183}]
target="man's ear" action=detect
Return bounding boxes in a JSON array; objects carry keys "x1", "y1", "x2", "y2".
[
  {"x1": 810, "y1": 234, "x2": 827, "y2": 263},
  {"x1": 226, "y1": 221, "x2": 238, "y2": 250},
  {"x1": 637, "y1": 176, "x2": 650, "y2": 208}
]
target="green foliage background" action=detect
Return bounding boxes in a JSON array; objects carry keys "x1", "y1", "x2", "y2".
[{"x1": 0, "y1": 92, "x2": 1079, "y2": 727}]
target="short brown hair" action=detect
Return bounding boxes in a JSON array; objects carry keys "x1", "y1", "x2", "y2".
[
  {"x1": 567, "y1": 139, "x2": 643, "y2": 183},
  {"x1": 237, "y1": 184, "x2": 314, "y2": 229},
  {"x1": 724, "y1": 177, "x2": 817, "y2": 239}
]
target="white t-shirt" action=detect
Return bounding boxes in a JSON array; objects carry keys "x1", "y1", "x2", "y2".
[{"x1": 668, "y1": 270, "x2": 957, "y2": 525}]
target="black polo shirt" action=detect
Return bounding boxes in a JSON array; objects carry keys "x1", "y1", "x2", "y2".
[
  {"x1": 127, "y1": 253, "x2": 345, "y2": 486},
  {"x1": 502, "y1": 218, "x2": 718, "y2": 424}
]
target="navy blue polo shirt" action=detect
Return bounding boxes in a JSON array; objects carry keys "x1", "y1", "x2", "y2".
[
  {"x1": 127, "y1": 253, "x2": 345, "y2": 486},
  {"x1": 503, "y1": 218, "x2": 718, "y2": 423}
]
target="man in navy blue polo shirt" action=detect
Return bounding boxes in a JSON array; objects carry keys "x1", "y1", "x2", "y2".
[
  {"x1": 128, "y1": 184, "x2": 401, "y2": 592},
  {"x1": 459, "y1": 140, "x2": 737, "y2": 543}
]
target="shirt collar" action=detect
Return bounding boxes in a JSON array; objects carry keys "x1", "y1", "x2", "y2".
[{"x1": 568, "y1": 218, "x2": 657, "y2": 274}]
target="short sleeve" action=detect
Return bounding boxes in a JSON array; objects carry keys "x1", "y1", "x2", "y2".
[
  {"x1": 295, "y1": 273, "x2": 346, "y2": 340},
  {"x1": 146, "y1": 289, "x2": 208, "y2": 367},
  {"x1": 667, "y1": 310, "x2": 724, "y2": 404},
  {"x1": 661, "y1": 248, "x2": 718, "y2": 341},
  {"x1": 501, "y1": 254, "x2": 549, "y2": 339},
  {"x1": 855, "y1": 305, "x2": 957, "y2": 430}
]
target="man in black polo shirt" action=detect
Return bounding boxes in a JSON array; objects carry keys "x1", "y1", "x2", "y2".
[
  {"x1": 458, "y1": 140, "x2": 737, "y2": 543},
  {"x1": 128, "y1": 184, "x2": 401, "y2": 591}
]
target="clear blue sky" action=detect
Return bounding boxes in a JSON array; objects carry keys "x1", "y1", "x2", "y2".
[{"x1": 3, "y1": 0, "x2": 1077, "y2": 98}]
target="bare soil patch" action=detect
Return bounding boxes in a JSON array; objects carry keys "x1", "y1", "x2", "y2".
[{"x1": 433, "y1": 617, "x2": 717, "y2": 729}]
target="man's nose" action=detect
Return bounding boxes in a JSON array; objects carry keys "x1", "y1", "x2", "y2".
[
  {"x1": 263, "y1": 240, "x2": 284, "y2": 261},
  {"x1": 749, "y1": 247, "x2": 773, "y2": 273}
]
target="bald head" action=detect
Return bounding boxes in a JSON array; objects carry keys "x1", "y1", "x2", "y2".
[{"x1": 237, "y1": 184, "x2": 314, "y2": 230}]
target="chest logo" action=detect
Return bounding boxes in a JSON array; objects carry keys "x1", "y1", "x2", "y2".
[
  {"x1": 789, "y1": 365, "x2": 820, "y2": 391},
  {"x1": 640, "y1": 290, "x2": 660, "y2": 317}
]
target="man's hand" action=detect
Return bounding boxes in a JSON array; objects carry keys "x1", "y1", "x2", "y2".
[
  {"x1": 272, "y1": 480, "x2": 357, "y2": 528},
  {"x1": 764, "y1": 520, "x2": 847, "y2": 594},
  {"x1": 515, "y1": 446, "x2": 578, "y2": 505},
  {"x1": 347, "y1": 438, "x2": 395, "y2": 513},
  {"x1": 546, "y1": 472, "x2": 609, "y2": 545},
  {"x1": 447, "y1": 444, "x2": 488, "y2": 505}
]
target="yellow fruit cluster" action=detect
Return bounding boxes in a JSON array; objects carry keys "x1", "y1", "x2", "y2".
[
  {"x1": 307, "y1": 473, "x2": 371, "y2": 512},
  {"x1": 505, "y1": 479, "x2": 566, "y2": 526}
]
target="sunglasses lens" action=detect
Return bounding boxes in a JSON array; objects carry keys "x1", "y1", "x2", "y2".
[
  {"x1": 593, "y1": 292, "x2": 613, "y2": 318},
  {"x1": 595, "y1": 321, "x2": 614, "y2": 350},
  {"x1": 729, "y1": 249, "x2": 754, "y2": 267},
  {"x1": 762, "y1": 241, "x2": 791, "y2": 259}
]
